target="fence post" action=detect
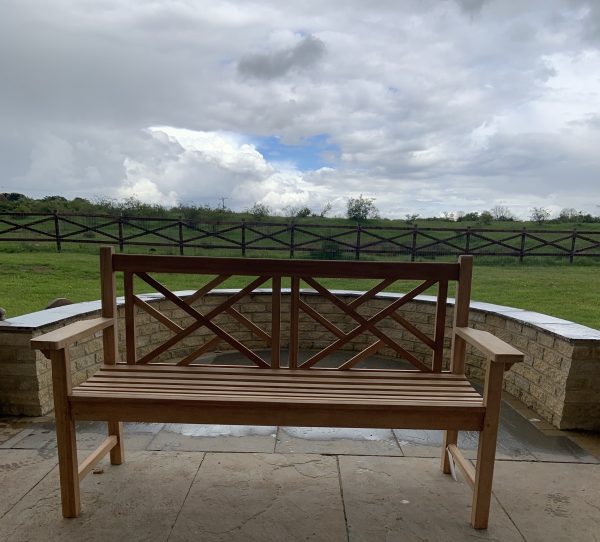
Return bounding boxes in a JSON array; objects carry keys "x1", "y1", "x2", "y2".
[
  {"x1": 519, "y1": 227, "x2": 526, "y2": 263},
  {"x1": 569, "y1": 228, "x2": 577, "y2": 264},
  {"x1": 118, "y1": 214, "x2": 124, "y2": 252},
  {"x1": 241, "y1": 220, "x2": 246, "y2": 257},
  {"x1": 411, "y1": 224, "x2": 418, "y2": 262},
  {"x1": 289, "y1": 223, "x2": 295, "y2": 259},
  {"x1": 355, "y1": 224, "x2": 361, "y2": 260},
  {"x1": 53, "y1": 209, "x2": 61, "y2": 252},
  {"x1": 178, "y1": 217, "x2": 184, "y2": 256},
  {"x1": 465, "y1": 226, "x2": 471, "y2": 255}
]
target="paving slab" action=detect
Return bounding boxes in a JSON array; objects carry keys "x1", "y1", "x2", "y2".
[
  {"x1": 168, "y1": 453, "x2": 347, "y2": 542},
  {"x1": 492, "y1": 461, "x2": 600, "y2": 542},
  {"x1": 394, "y1": 401, "x2": 596, "y2": 463},
  {"x1": 276, "y1": 427, "x2": 403, "y2": 456},
  {"x1": 0, "y1": 449, "x2": 58, "y2": 517},
  {"x1": 338, "y1": 455, "x2": 523, "y2": 541},
  {"x1": 0, "y1": 418, "x2": 40, "y2": 446},
  {"x1": 2, "y1": 421, "x2": 163, "y2": 452},
  {"x1": 0, "y1": 451, "x2": 203, "y2": 542},
  {"x1": 148, "y1": 424, "x2": 277, "y2": 452},
  {"x1": 394, "y1": 428, "x2": 479, "y2": 459}
]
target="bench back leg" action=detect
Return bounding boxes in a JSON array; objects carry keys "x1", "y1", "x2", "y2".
[
  {"x1": 101, "y1": 247, "x2": 125, "y2": 466},
  {"x1": 442, "y1": 255, "x2": 472, "y2": 474},
  {"x1": 471, "y1": 361, "x2": 504, "y2": 529},
  {"x1": 107, "y1": 421, "x2": 124, "y2": 464},
  {"x1": 51, "y1": 349, "x2": 81, "y2": 518}
]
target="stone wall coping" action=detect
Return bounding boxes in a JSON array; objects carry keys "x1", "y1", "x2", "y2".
[{"x1": 2, "y1": 288, "x2": 599, "y2": 342}]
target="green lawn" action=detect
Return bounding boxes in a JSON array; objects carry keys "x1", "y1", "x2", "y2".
[{"x1": 2, "y1": 252, "x2": 599, "y2": 329}]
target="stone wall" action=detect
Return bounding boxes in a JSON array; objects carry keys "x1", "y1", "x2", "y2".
[{"x1": 1, "y1": 290, "x2": 599, "y2": 430}]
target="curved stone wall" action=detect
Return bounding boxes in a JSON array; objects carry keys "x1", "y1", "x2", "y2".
[{"x1": 1, "y1": 289, "x2": 599, "y2": 430}]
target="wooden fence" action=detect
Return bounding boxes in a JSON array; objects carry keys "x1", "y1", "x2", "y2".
[{"x1": 1, "y1": 211, "x2": 599, "y2": 262}]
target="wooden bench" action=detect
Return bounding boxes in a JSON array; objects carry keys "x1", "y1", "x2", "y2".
[{"x1": 31, "y1": 247, "x2": 523, "y2": 528}]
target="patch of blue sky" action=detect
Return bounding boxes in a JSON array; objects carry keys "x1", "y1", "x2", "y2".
[{"x1": 253, "y1": 133, "x2": 340, "y2": 171}]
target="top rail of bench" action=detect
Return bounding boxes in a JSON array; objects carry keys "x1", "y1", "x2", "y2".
[{"x1": 112, "y1": 254, "x2": 461, "y2": 281}]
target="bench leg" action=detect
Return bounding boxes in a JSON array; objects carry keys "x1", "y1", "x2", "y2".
[
  {"x1": 471, "y1": 362, "x2": 504, "y2": 529},
  {"x1": 441, "y1": 430, "x2": 458, "y2": 474},
  {"x1": 55, "y1": 414, "x2": 81, "y2": 518},
  {"x1": 108, "y1": 421, "x2": 124, "y2": 465},
  {"x1": 471, "y1": 422, "x2": 498, "y2": 528},
  {"x1": 50, "y1": 349, "x2": 80, "y2": 518}
]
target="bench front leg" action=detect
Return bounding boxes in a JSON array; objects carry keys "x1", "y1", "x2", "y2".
[
  {"x1": 451, "y1": 326, "x2": 524, "y2": 528},
  {"x1": 471, "y1": 359, "x2": 504, "y2": 529},
  {"x1": 49, "y1": 347, "x2": 81, "y2": 518},
  {"x1": 32, "y1": 316, "x2": 121, "y2": 517}
]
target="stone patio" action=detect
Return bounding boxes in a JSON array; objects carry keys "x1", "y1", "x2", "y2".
[{"x1": 0, "y1": 394, "x2": 599, "y2": 542}]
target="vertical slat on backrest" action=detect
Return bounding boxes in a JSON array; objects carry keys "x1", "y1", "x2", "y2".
[
  {"x1": 431, "y1": 280, "x2": 448, "y2": 372},
  {"x1": 100, "y1": 246, "x2": 119, "y2": 364},
  {"x1": 124, "y1": 271, "x2": 136, "y2": 364},
  {"x1": 271, "y1": 276, "x2": 281, "y2": 368},
  {"x1": 289, "y1": 276, "x2": 300, "y2": 369},
  {"x1": 450, "y1": 255, "x2": 473, "y2": 374}
]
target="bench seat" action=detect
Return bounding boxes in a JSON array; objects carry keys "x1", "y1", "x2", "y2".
[{"x1": 70, "y1": 364, "x2": 485, "y2": 430}]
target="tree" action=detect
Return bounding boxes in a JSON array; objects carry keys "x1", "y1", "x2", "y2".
[
  {"x1": 530, "y1": 207, "x2": 551, "y2": 224},
  {"x1": 318, "y1": 201, "x2": 333, "y2": 218},
  {"x1": 489, "y1": 205, "x2": 514, "y2": 221},
  {"x1": 457, "y1": 212, "x2": 480, "y2": 222},
  {"x1": 346, "y1": 194, "x2": 379, "y2": 222},
  {"x1": 404, "y1": 213, "x2": 420, "y2": 224},
  {"x1": 247, "y1": 202, "x2": 271, "y2": 220},
  {"x1": 479, "y1": 211, "x2": 493, "y2": 225},
  {"x1": 283, "y1": 205, "x2": 312, "y2": 219},
  {"x1": 296, "y1": 206, "x2": 312, "y2": 218},
  {"x1": 558, "y1": 208, "x2": 583, "y2": 223}
]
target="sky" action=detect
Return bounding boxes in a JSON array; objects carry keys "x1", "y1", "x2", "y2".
[{"x1": 1, "y1": 0, "x2": 600, "y2": 219}]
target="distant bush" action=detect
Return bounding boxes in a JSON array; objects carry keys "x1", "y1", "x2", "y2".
[
  {"x1": 489, "y1": 205, "x2": 515, "y2": 221},
  {"x1": 530, "y1": 207, "x2": 551, "y2": 224},
  {"x1": 247, "y1": 202, "x2": 271, "y2": 220},
  {"x1": 310, "y1": 239, "x2": 344, "y2": 260},
  {"x1": 456, "y1": 212, "x2": 480, "y2": 222}
]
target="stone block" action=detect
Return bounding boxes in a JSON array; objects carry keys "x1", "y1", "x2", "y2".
[
  {"x1": 0, "y1": 332, "x2": 33, "y2": 347},
  {"x1": 542, "y1": 348, "x2": 564, "y2": 367},
  {"x1": 537, "y1": 333, "x2": 555, "y2": 348}
]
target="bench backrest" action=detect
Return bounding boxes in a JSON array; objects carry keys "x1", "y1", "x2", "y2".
[{"x1": 100, "y1": 247, "x2": 473, "y2": 373}]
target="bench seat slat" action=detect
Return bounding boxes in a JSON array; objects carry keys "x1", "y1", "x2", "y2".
[
  {"x1": 87, "y1": 373, "x2": 476, "y2": 389},
  {"x1": 83, "y1": 377, "x2": 480, "y2": 392},
  {"x1": 78, "y1": 385, "x2": 483, "y2": 401},
  {"x1": 98, "y1": 364, "x2": 469, "y2": 381}
]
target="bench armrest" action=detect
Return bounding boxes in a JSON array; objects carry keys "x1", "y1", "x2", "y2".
[
  {"x1": 31, "y1": 317, "x2": 114, "y2": 352},
  {"x1": 455, "y1": 327, "x2": 524, "y2": 365}
]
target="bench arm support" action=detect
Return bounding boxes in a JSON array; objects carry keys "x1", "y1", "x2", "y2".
[{"x1": 454, "y1": 327, "x2": 524, "y2": 367}]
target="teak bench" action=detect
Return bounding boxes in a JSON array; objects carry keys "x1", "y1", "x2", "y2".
[{"x1": 31, "y1": 247, "x2": 523, "y2": 528}]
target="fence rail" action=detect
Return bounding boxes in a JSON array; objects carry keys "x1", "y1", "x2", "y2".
[{"x1": 1, "y1": 211, "x2": 600, "y2": 262}]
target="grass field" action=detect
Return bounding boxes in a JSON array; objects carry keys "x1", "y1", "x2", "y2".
[{"x1": 2, "y1": 251, "x2": 599, "y2": 329}]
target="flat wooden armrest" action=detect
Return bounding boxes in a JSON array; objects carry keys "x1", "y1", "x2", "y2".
[
  {"x1": 31, "y1": 317, "x2": 114, "y2": 351},
  {"x1": 455, "y1": 327, "x2": 524, "y2": 365}
]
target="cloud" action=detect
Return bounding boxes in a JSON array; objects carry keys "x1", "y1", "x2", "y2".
[
  {"x1": 454, "y1": 0, "x2": 491, "y2": 16},
  {"x1": 1, "y1": 0, "x2": 600, "y2": 219},
  {"x1": 238, "y1": 35, "x2": 326, "y2": 79}
]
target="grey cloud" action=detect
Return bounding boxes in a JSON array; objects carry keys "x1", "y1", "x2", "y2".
[
  {"x1": 238, "y1": 35, "x2": 325, "y2": 79},
  {"x1": 454, "y1": 0, "x2": 491, "y2": 16}
]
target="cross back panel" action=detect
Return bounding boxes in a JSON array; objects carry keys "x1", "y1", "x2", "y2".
[{"x1": 112, "y1": 254, "x2": 461, "y2": 372}]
